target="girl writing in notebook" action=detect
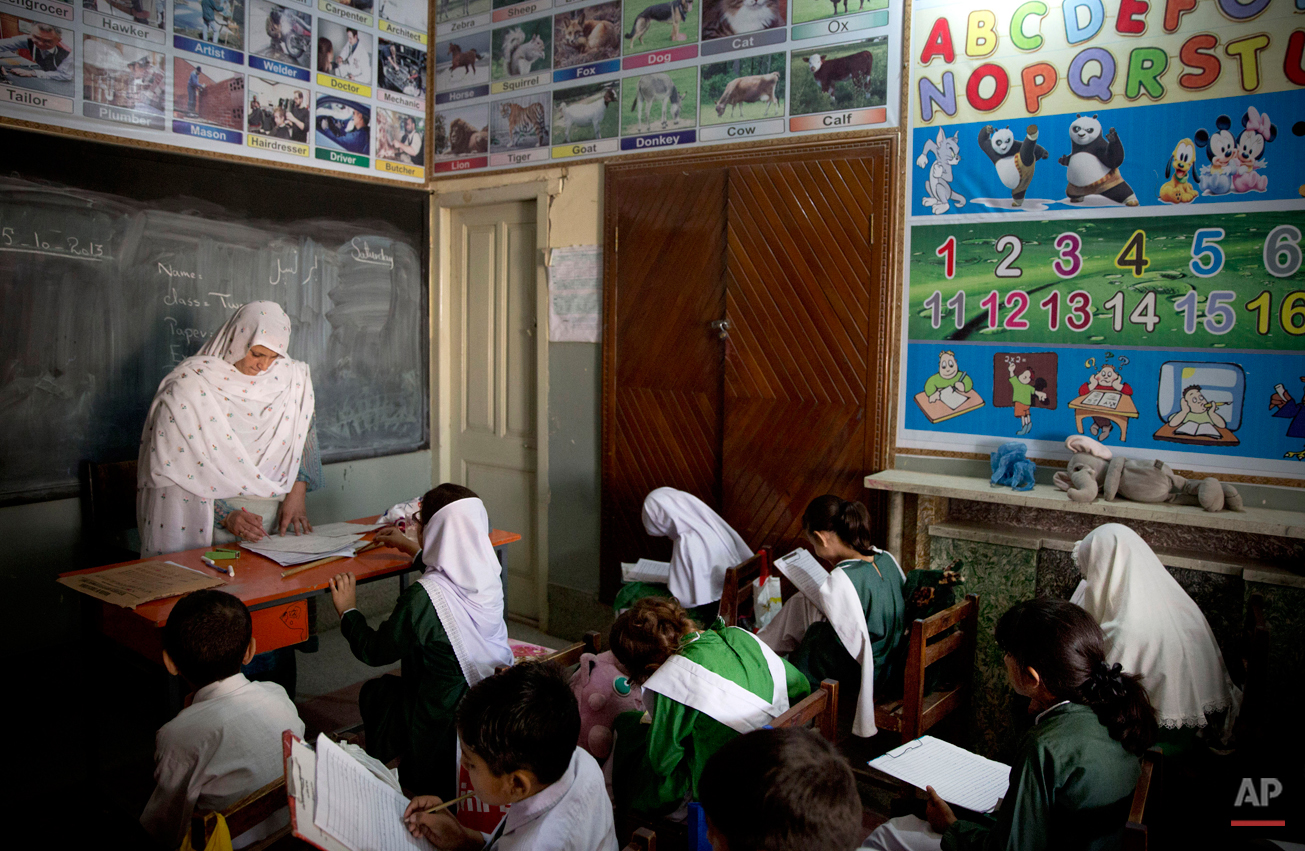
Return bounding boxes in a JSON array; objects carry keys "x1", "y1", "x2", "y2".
[
  {"x1": 327, "y1": 484, "x2": 513, "y2": 799},
  {"x1": 609, "y1": 597, "x2": 810, "y2": 818},
  {"x1": 757, "y1": 495, "x2": 906, "y2": 739},
  {"x1": 864, "y1": 598, "x2": 1158, "y2": 851}
]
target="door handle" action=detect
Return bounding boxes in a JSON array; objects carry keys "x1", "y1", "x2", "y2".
[{"x1": 710, "y1": 319, "x2": 730, "y2": 340}]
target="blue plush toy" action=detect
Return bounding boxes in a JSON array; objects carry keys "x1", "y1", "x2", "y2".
[{"x1": 991, "y1": 442, "x2": 1036, "y2": 491}]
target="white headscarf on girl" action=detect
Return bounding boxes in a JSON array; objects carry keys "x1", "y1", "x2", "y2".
[
  {"x1": 136, "y1": 301, "x2": 315, "y2": 557},
  {"x1": 642, "y1": 487, "x2": 753, "y2": 608},
  {"x1": 1071, "y1": 523, "x2": 1239, "y2": 731},
  {"x1": 416, "y1": 498, "x2": 513, "y2": 685}
]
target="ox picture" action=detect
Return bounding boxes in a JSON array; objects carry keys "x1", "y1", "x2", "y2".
[
  {"x1": 553, "y1": 1, "x2": 621, "y2": 70},
  {"x1": 552, "y1": 82, "x2": 619, "y2": 142},
  {"x1": 491, "y1": 18, "x2": 552, "y2": 81},
  {"x1": 435, "y1": 0, "x2": 491, "y2": 25},
  {"x1": 789, "y1": 35, "x2": 887, "y2": 115},
  {"x1": 621, "y1": 66, "x2": 697, "y2": 136},
  {"x1": 791, "y1": 0, "x2": 887, "y2": 25},
  {"x1": 490, "y1": 91, "x2": 550, "y2": 151},
  {"x1": 434, "y1": 102, "x2": 489, "y2": 159},
  {"x1": 435, "y1": 31, "x2": 490, "y2": 92},
  {"x1": 700, "y1": 52, "x2": 784, "y2": 125},
  {"x1": 622, "y1": 0, "x2": 699, "y2": 55}
]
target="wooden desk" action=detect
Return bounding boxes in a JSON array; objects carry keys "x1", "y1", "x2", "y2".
[
  {"x1": 59, "y1": 518, "x2": 522, "y2": 666},
  {"x1": 1068, "y1": 393, "x2": 1139, "y2": 441}
]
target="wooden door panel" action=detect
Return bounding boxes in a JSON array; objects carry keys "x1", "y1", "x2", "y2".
[
  {"x1": 723, "y1": 155, "x2": 887, "y2": 554},
  {"x1": 601, "y1": 169, "x2": 727, "y2": 601}
]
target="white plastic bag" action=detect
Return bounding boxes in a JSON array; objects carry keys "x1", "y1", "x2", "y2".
[{"x1": 752, "y1": 574, "x2": 782, "y2": 631}]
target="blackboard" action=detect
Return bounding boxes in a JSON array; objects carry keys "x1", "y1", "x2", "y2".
[{"x1": 0, "y1": 126, "x2": 429, "y2": 504}]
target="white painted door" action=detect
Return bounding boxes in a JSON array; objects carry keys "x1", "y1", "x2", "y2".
[{"x1": 450, "y1": 201, "x2": 539, "y2": 621}]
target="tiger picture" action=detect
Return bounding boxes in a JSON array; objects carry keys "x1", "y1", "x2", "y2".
[{"x1": 491, "y1": 95, "x2": 550, "y2": 151}]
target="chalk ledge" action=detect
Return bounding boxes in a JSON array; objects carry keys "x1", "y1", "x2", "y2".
[{"x1": 865, "y1": 470, "x2": 1305, "y2": 541}]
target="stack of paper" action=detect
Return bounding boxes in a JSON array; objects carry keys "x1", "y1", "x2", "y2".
[
  {"x1": 773, "y1": 548, "x2": 830, "y2": 600},
  {"x1": 57, "y1": 560, "x2": 225, "y2": 608},
  {"x1": 242, "y1": 528, "x2": 369, "y2": 566},
  {"x1": 313, "y1": 734, "x2": 432, "y2": 851},
  {"x1": 868, "y1": 735, "x2": 1011, "y2": 813},
  {"x1": 621, "y1": 558, "x2": 671, "y2": 584}
]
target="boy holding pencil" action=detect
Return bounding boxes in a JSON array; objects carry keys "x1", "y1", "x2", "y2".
[
  {"x1": 403, "y1": 662, "x2": 617, "y2": 851},
  {"x1": 141, "y1": 590, "x2": 304, "y2": 847}
]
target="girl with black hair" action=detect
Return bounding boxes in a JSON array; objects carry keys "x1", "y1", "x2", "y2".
[
  {"x1": 864, "y1": 598, "x2": 1157, "y2": 851},
  {"x1": 757, "y1": 495, "x2": 905, "y2": 738}
]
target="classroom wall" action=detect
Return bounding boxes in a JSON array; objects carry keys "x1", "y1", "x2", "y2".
[
  {"x1": 431, "y1": 164, "x2": 607, "y2": 638},
  {"x1": 0, "y1": 450, "x2": 433, "y2": 658}
]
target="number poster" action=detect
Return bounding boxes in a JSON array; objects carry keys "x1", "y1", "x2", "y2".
[
  {"x1": 899, "y1": 0, "x2": 1305, "y2": 479},
  {"x1": 428, "y1": 0, "x2": 902, "y2": 172},
  {"x1": 0, "y1": 0, "x2": 428, "y2": 181}
]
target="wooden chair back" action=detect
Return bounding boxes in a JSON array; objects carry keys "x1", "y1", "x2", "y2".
[
  {"x1": 82, "y1": 458, "x2": 140, "y2": 564},
  {"x1": 623, "y1": 827, "x2": 657, "y2": 851},
  {"x1": 1123, "y1": 747, "x2": 1162, "y2": 851},
  {"x1": 771, "y1": 678, "x2": 839, "y2": 742},
  {"x1": 718, "y1": 550, "x2": 769, "y2": 628},
  {"x1": 189, "y1": 777, "x2": 289, "y2": 850},
  {"x1": 874, "y1": 594, "x2": 979, "y2": 741}
]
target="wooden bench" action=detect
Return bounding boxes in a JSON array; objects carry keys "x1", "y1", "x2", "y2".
[
  {"x1": 873, "y1": 594, "x2": 979, "y2": 741},
  {"x1": 496, "y1": 631, "x2": 603, "y2": 675},
  {"x1": 190, "y1": 777, "x2": 289, "y2": 851},
  {"x1": 1123, "y1": 747, "x2": 1162, "y2": 851}
]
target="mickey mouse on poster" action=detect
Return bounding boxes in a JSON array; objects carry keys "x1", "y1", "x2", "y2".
[
  {"x1": 1058, "y1": 115, "x2": 1139, "y2": 206},
  {"x1": 1196, "y1": 108, "x2": 1276, "y2": 195},
  {"x1": 1231, "y1": 106, "x2": 1275, "y2": 194}
]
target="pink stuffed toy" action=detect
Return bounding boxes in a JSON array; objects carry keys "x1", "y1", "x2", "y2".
[{"x1": 570, "y1": 650, "x2": 643, "y2": 763}]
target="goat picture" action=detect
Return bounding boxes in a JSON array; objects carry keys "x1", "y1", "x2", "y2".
[{"x1": 553, "y1": 82, "x2": 619, "y2": 142}]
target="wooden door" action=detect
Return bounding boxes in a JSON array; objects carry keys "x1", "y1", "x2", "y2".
[
  {"x1": 722, "y1": 153, "x2": 893, "y2": 554},
  {"x1": 450, "y1": 201, "x2": 540, "y2": 620},
  {"x1": 601, "y1": 170, "x2": 728, "y2": 601}
]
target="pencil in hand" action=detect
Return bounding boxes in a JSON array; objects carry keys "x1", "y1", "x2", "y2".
[{"x1": 422, "y1": 792, "x2": 474, "y2": 815}]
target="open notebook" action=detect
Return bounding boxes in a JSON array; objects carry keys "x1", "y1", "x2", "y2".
[
  {"x1": 284, "y1": 732, "x2": 432, "y2": 851},
  {"x1": 868, "y1": 735, "x2": 1011, "y2": 814}
]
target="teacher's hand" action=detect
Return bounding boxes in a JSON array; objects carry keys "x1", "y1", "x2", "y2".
[
  {"x1": 223, "y1": 508, "x2": 267, "y2": 542},
  {"x1": 278, "y1": 481, "x2": 313, "y2": 536}
]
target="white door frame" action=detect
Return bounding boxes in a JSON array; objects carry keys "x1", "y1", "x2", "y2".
[{"x1": 433, "y1": 178, "x2": 560, "y2": 631}]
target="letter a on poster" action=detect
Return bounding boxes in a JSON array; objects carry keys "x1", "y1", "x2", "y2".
[{"x1": 548, "y1": 245, "x2": 601, "y2": 343}]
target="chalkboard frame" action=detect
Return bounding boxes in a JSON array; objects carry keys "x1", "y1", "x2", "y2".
[{"x1": 0, "y1": 125, "x2": 431, "y2": 505}]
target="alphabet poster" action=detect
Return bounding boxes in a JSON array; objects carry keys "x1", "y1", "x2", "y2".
[
  {"x1": 0, "y1": 0, "x2": 427, "y2": 182},
  {"x1": 898, "y1": 0, "x2": 1305, "y2": 480}
]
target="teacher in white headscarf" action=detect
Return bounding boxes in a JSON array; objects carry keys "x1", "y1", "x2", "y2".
[{"x1": 136, "y1": 301, "x2": 322, "y2": 558}]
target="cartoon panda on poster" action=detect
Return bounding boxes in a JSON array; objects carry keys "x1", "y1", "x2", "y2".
[
  {"x1": 1058, "y1": 114, "x2": 1139, "y2": 206},
  {"x1": 977, "y1": 124, "x2": 1048, "y2": 208}
]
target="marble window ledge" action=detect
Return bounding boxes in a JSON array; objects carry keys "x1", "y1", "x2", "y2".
[
  {"x1": 865, "y1": 470, "x2": 1305, "y2": 540},
  {"x1": 928, "y1": 520, "x2": 1305, "y2": 589}
]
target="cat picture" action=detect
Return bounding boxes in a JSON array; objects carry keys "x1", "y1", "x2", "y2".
[{"x1": 701, "y1": 0, "x2": 784, "y2": 39}]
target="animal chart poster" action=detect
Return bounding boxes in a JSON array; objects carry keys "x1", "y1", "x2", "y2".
[
  {"x1": 0, "y1": 0, "x2": 427, "y2": 183},
  {"x1": 429, "y1": 0, "x2": 903, "y2": 172},
  {"x1": 897, "y1": 0, "x2": 1305, "y2": 479}
]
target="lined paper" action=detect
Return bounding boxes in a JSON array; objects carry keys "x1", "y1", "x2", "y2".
[
  {"x1": 773, "y1": 548, "x2": 830, "y2": 601},
  {"x1": 313, "y1": 734, "x2": 432, "y2": 851},
  {"x1": 868, "y1": 735, "x2": 1011, "y2": 814},
  {"x1": 621, "y1": 558, "x2": 671, "y2": 584}
]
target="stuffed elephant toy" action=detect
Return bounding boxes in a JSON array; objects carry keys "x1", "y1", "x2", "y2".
[{"x1": 1053, "y1": 435, "x2": 1243, "y2": 512}]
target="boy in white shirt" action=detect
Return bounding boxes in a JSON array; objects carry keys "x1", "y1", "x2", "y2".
[
  {"x1": 140, "y1": 590, "x2": 305, "y2": 848},
  {"x1": 404, "y1": 662, "x2": 617, "y2": 851}
]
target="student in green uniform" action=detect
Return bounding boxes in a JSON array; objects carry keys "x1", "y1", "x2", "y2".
[
  {"x1": 609, "y1": 597, "x2": 811, "y2": 818},
  {"x1": 327, "y1": 484, "x2": 513, "y2": 799},
  {"x1": 758, "y1": 495, "x2": 905, "y2": 738},
  {"x1": 863, "y1": 598, "x2": 1158, "y2": 851}
]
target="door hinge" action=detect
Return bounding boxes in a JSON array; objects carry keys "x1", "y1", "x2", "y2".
[{"x1": 868, "y1": 213, "x2": 874, "y2": 245}]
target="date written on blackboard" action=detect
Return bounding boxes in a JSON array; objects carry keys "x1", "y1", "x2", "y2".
[{"x1": 1, "y1": 226, "x2": 105, "y2": 261}]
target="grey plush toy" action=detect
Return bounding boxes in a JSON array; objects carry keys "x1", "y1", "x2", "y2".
[{"x1": 1053, "y1": 435, "x2": 1243, "y2": 512}]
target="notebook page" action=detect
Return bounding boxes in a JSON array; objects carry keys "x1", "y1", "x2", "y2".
[
  {"x1": 868, "y1": 735, "x2": 1011, "y2": 813},
  {"x1": 622, "y1": 559, "x2": 671, "y2": 584},
  {"x1": 773, "y1": 548, "x2": 829, "y2": 601},
  {"x1": 314, "y1": 733, "x2": 432, "y2": 851}
]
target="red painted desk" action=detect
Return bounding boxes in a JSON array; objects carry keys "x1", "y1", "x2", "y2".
[{"x1": 59, "y1": 518, "x2": 522, "y2": 666}]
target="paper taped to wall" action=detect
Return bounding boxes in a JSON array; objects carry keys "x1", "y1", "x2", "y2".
[{"x1": 548, "y1": 245, "x2": 602, "y2": 343}]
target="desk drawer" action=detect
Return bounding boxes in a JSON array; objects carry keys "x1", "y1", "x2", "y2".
[{"x1": 251, "y1": 599, "x2": 312, "y2": 653}]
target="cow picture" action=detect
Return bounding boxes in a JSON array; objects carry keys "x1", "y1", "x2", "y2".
[
  {"x1": 700, "y1": 52, "x2": 785, "y2": 126},
  {"x1": 790, "y1": 35, "x2": 887, "y2": 115}
]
